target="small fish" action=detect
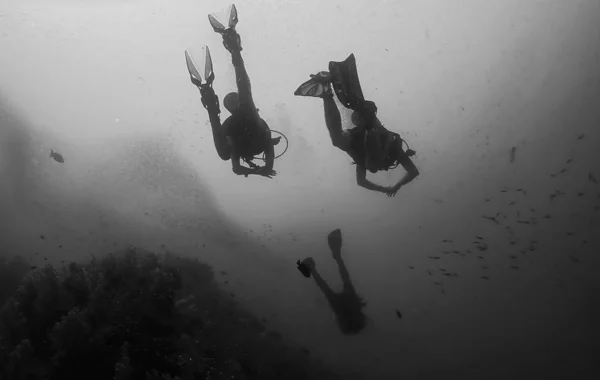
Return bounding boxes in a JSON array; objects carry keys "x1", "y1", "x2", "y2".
[
  {"x1": 442, "y1": 273, "x2": 453, "y2": 277},
  {"x1": 508, "y1": 255, "x2": 517, "y2": 259},
  {"x1": 517, "y1": 220, "x2": 530, "y2": 225},
  {"x1": 559, "y1": 168, "x2": 567, "y2": 174},
  {"x1": 475, "y1": 236, "x2": 484, "y2": 240},
  {"x1": 50, "y1": 149, "x2": 64, "y2": 163},
  {"x1": 30, "y1": 266, "x2": 38, "y2": 270},
  {"x1": 428, "y1": 256, "x2": 441, "y2": 260},
  {"x1": 550, "y1": 174, "x2": 556, "y2": 178},
  {"x1": 481, "y1": 215, "x2": 500, "y2": 225},
  {"x1": 485, "y1": 198, "x2": 491, "y2": 202},
  {"x1": 577, "y1": 192, "x2": 585, "y2": 197},
  {"x1": 427, "y1": 270, "x2": 433, "y2": 275},
  {"x1": 433, "y1": 281, "x2": 443, "y2": 286},
  {"x1": 452, "y1": 250, "x2": 460, "y2": 254},
  {"x1": 408, "y1": 266, "x2": 415, "y2": 269},
  {"x1": 509, "y1": 146, "x2": 517, "y2": 163},
  {"x1": 509, "y1": 241, "x2": 516, "y2": 245},
  {"x1": 577, "y1": 134, "x2": 585, "y2": 140},
  {"x1": 566, "y1": 159, "x2": 573, "y2": 164},
  {"x1": 438, "y1": 268, "x2": 447, "y2": 272},
  {"x1": 508, "y1": 202, "x2": 516, "y2": 206},
  {"x1": 566, "y1": 232, "x2": 574, "y2": 236},
  {"x1": 568, "y1": 255, "x2": 579, "y2": 263},
  {"x1": 396, "y1": 309, "x2": 402, "y2": 319},
  {"x1": 481, "y1": 266, "x2": 488, "y2": 269},
  {"x1": 40, "y1": 235, "x2": 45, "y2": 239},
  {"x1": 477, "y1": 256, "x2": 484, "y2": 259},
  {"x1": 510, "y1": 266, "x2": 519, "y2": 270},
  {"x1": 441, "y1": 288, "x2": 446, "y2": 295},
  {"x1": 542, "y1": 214, "x2": 551, "y2": 219},
  {"x1": 515, "y1": 188, "x2": 524, "y2": 192},
  {"x1": 480, "y1": 276, "x2": 489, "y2": 280},
  {"x1": 500, "y1": 190, "x2": 508, "y2": 193},
  {"x1": 441, "y1": 239, "x2": 453, "y2": 243},
  {"x1": 589, "y1": 173, "x2": 597, "y2": 184}
]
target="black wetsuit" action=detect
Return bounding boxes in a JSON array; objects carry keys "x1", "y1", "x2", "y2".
[{"x1": 221, "y1": 110, "x2": 270, "y2": 162}]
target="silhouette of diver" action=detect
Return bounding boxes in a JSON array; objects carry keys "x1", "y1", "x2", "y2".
[{"x1": 299, "y1": 229, "x2": 368, "y2": 335}]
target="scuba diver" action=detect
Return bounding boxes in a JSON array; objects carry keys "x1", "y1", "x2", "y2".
[
  {"x1": 294, "y1": 54, "x2": 419, "y2": 197},
  {"x1": 185, "y1": 5, "x2": 279, "y2": 178},
  {"x1": 297, "y1": 229, "x2": 368, "y2": 335}
]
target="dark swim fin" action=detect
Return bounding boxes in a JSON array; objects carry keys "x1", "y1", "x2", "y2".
[
  {"x1": 296, "y1": 260, "x2": 311, "y2": 278},
  {"x1": 208, "y1": 4, "x2": 238, "y2": 33},
  {"x1": 327, "y1": 229, "x2": 342, "y2": 252},
  {"x1": 329, "y1": 53, "x2": 366, "y2": 110},
  {"x1": 185, "y1": 45, "x2": 214, "y2": 85}
]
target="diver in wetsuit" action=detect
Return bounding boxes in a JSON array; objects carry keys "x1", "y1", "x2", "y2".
[
  {"x1": 295, "y1": 54, "x2": 419, "y2": 196},
  {"x1": 299, "y1": 229, "x2": 368, "y2": 335},
  {"x1": 188, "y1": 6, "x2": 279, "y2": 178}
]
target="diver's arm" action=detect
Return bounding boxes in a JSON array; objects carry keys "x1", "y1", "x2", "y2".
[
  {"x1": 355, "y1": 165, "x2": 391, "y2": 193},
  {"x1": 229, "y1": 139, "x2": 258, "y2": 177},
  {"x1": 392, "y1": 152, "x2": 419, "y2": 190},
  {"x1": 230, "y1": 49, "x2": 257, "y2": 112},
  {"x1": 261, "y1": 135, "x2": 275, "y2": 172}
]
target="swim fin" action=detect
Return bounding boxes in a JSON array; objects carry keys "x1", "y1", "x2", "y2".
[
  {"x1": 294, "y1": 72, "x2": 331, "y2": 98},
  {"x1": 327, "y1": 229, "x2": 342, "y2": 253},
  {"x1": 294, "y1": 80, "x2": 327, "y2": 97},
  {"x1": 329, "y1": 53, "x2": 366, "y2": 110},
  {"x1": 208, "y1": 4, "x2": 238, "y2": 33},
  {"x1": 185, "y1": 45, "x2": 214, "y2": 85},
  {"x1": 297, "y1": 260, "x2": 311, "y2": 278}
]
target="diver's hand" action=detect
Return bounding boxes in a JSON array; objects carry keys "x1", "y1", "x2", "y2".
[
  {"x1": 257, "y1": 167, "x2": 277, "y2": 179},
  {"x1": 384, "y1": 185, "x2": 401, "y2": 197}
]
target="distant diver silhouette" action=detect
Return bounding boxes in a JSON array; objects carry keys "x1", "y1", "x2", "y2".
[{"x1": 299, "y1": 229, "x2": 368, "y2": 335}]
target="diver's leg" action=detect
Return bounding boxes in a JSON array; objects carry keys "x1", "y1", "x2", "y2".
[
  {"x1": 221, "y1": 30, "x2": 258, "y2": 114},
  {"x1": 322, "y1": 93, "x2": 347, "y2": 150},
  {"x1": 197, "y1": 84, "x2": 231, "y2": 160},
  {"x1": 335, "y1": 256, "x2": 358, "y2": 297},
  {"x1": 311, "y1": 268, "x2": 337, "y2": 305}
]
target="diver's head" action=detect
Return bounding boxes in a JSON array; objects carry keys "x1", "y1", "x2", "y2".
[{"x1": 223, "y1": 92, "x2": 240, "y2": 113}]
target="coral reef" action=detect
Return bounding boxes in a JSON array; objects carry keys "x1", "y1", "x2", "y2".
[{"x1": 0, "y1": 248, "x2": 339, "y2": 380}]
